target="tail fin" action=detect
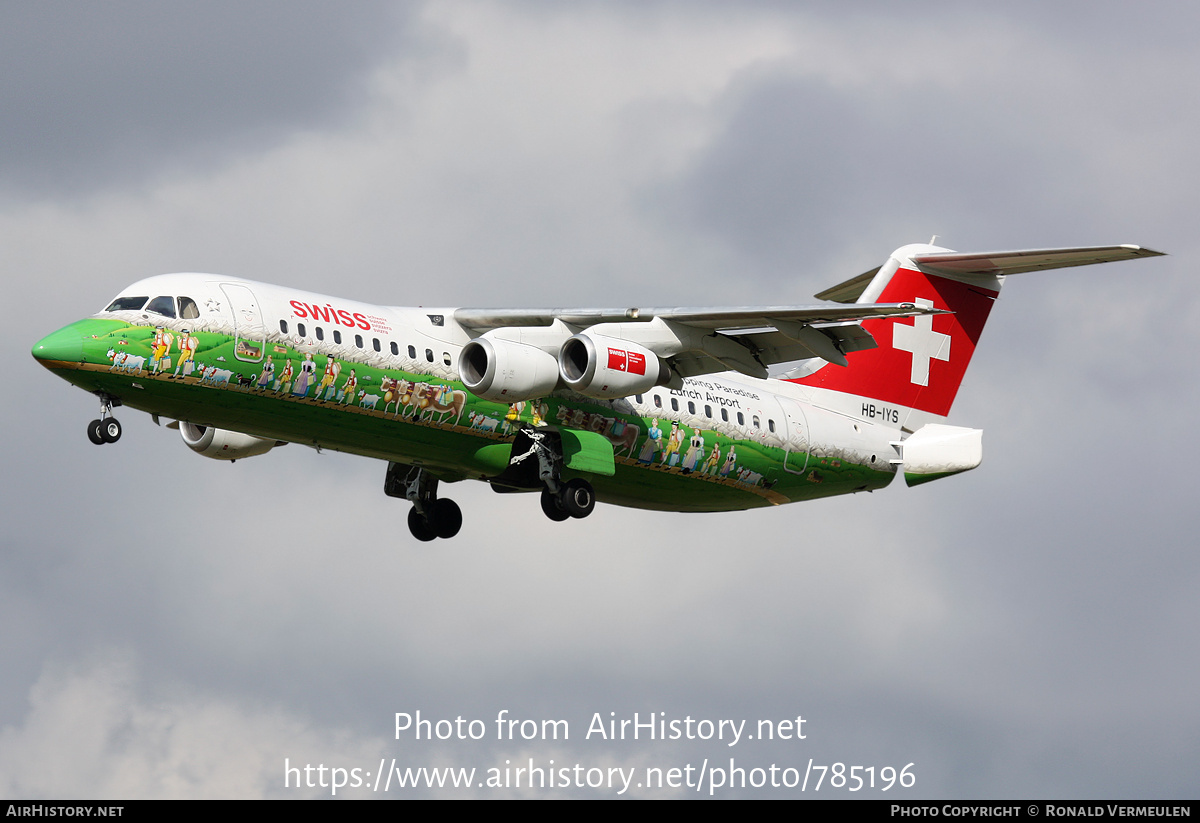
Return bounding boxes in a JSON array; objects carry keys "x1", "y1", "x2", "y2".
[{"x1": 789, "y1": 243, "x2": 1163, "y2": 419}]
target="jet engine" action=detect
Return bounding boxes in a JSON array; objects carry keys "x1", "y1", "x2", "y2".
[
  {"x1": 559, "y1": 334, "x2": 671, "y2": 399},
  {"x1": 458, "y1": 337, "x2": 560, "y2": 402},
  {"x1": 179, "y1": 421, "x2": 280, "y2": 460}
]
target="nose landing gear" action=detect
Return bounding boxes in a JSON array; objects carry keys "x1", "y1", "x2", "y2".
[{"x1": 87, "y1": 394, "x2": 122, "y2": 444}]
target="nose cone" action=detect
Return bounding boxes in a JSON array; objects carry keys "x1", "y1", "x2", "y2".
[{"x1": 31, "y1": 324, "x2": 84, "y2": 367}]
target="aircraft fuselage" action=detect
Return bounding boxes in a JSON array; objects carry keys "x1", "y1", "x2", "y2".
[{"x1": 33, "y1": 273, "x2": 898, "y2": 517}]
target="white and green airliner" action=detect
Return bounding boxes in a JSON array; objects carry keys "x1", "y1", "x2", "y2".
[{"x1": 32, "y1": 242, "x2": 1161, "y2": 541}]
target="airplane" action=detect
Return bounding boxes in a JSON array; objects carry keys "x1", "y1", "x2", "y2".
[{"x1": 32, "y1": 241, "x2": 1163, "y2": 541}]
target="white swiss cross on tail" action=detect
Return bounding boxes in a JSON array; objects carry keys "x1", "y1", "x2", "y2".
[
  {"x1": 892, "y1": 298, "x2": 951, "y2": 386},
  {"x1": 788, "y1": 264, "x2": 997, "y2": 418},
  {"x1": 788, "y1": 242, "x2": 1163, "y2": 421}
]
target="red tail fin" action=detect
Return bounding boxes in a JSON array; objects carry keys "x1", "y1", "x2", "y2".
[{"x1": 789, "y1": 243, "x2": 1162, "y2": 418}]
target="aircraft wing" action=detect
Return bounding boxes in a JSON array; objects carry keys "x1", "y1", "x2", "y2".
[
  {"x1": 455, "y1": 302, "x2": 942, "y2": 379},
  {"x1": 453, "y1": 302, "x2": 936, "y2": 330}
]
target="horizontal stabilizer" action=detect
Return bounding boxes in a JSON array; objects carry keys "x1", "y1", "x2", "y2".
[
  {"x1": 814, "y1": 268, "x2": 879, "y2": 304},
  {"x1": 816, "y1": 245, "x2": 1164, "y2": 303},
  {"x1": 911, "y1": 245, "x2": 1164, "y2": 277}
]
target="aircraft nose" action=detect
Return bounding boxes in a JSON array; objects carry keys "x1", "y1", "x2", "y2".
[{"x1": 31, "y1": 325, "x2": 84, "y2": 366}]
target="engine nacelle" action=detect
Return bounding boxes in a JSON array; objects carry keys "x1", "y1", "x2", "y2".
[
  {"x1": 458, "y1": 337, "x2": 561, "y2": 402},
  {"x1": 559, "y1": 334, "x2": 671, "y2": 399},
  {"x1": 179, "y1": 422, "x2": 279, "y2": 460}
]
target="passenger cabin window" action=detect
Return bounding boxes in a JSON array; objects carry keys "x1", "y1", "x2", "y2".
[
  {"x1": 704, "y1": 405, "x2": 712, "y2": 418},
  {"x1": 408, "y1": 345, "x2": 416, "y2": 359},
  {"x1": 106, "y1": 296, "x2": 147, "y2": 312},
  {"x1": 373, "y1": 338, "x2": 381, "y2": 352},
  {"x1": 635, "y1": 394, "x2": 643, "y2": 404},
  {"x1": 753, "y1": 415, "x2": 761, "y2": 429},
  {"x1": 721, "y1": 408, "x2": 728, "y2": 422},
  {"x1": 443, "y1": 352, "x2": 452, "y2": 366},
  {"x1": 279, "y1": 320, "x2": 288, "y2": 334},
  {"x1": 768, "y1": 419, "x2": 776, "y2": 433},
  {"x1": 297, "y1": 323, "x2": 307, "y2": 338},
  {"x1": 333, "y1": 330, "x2": 342, "y2": 344},
  {"x1": 390, "y1": 342, "x2": 399, "y2": 356},
  {"x1": 737, "y1": 412, "x2": 744, "y2": 426},
  {"x1": 316, "y1": 327, "x2": 324, "y2": 341},
  {"x1": 425, "y1": 349, "x2": 433, "y2": 363},
  {"x1": 146, "y1": 295, "x2": 175, "y2": 318},
  {"x1": 654, "y1": 395, "x2": 662, "y2": 409},
  {"x1": 670, "y1": 398, "x2": 679, "y2": 412},
  {"x1": 687, "y1": 401, "x2": 695, "y2": 414},
  {"x1": 178, "y1": 296, "x2": 200, "y2": 319},
  {"x1": 355, "y1": 334, "x2": 363, "y2": 348}
]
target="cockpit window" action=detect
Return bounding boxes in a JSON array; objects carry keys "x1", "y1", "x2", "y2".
[
  {"x1": 146, "y1": 295, "x2": 176, "y2": 318},
  {"x1": 178, "y1": 296, "x2": 200, "y2": 319},
  {"x1": 105, "y1": 296, "x2": 147, "y2": 312}
]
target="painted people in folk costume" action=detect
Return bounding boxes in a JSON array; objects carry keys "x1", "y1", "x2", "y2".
[
  {"x1": 150, "y1": 326, "x2": 174, "y2": 374},
  {"x1": 315, "y1": 356, "x2": 340, "y2": 401},
  {"x1": 639, "y1": 418, "x2": 663, "y2": 464},
  {"x1": 337, "y1": 369, "x2": 358, "y2": 404},
  {"x1": 703, "y1": 442, "x2": 722, "y2": 476},
  {"x1": 273, "y1": 358, "x2": 294, "y2": 394},
  {"x1": 662, "y1": 421, "x2": 685, "y2": 467},
  {"x1": 256, "y1": 355, "x2": 275, "y2": 392},
  {"x1": 292, "y1": 352, "x2": 316, "y2": 398},
  {"x1": 172, "y1": 329, "x2": 198, "y2": 378},
  {"x1": 681, "y1": 429, "x2": 706, "y2": 474}
]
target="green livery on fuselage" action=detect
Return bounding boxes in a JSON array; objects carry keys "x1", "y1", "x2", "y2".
[{"x1": 33, "y1": 242, "x2": 1163, "y2": 540}]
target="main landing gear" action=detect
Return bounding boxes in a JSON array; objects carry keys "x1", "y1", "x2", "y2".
[
  {"x1": 504, "y1": 427, "x2": 596, "y2": 523},
  {"x1": 385, "y1": 427, "x2": 599, "y2": 542},
  {"x1": 87, "y1": 394, "x2": 123, "y2": 445},
  {"x1": 540, "y1": 478, "x2": 596, "y2": 522},
  {"x1": 385, "y1": 462, "x2": 462, "y2": 542}
]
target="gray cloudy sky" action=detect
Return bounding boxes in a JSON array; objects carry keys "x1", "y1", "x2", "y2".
[{"x1": 3, "y1": 1, "x2": 1197, "y2": 799}]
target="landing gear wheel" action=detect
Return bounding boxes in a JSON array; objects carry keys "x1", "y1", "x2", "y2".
[
  {"x1": 407, "y1": 507, "x2": 437, "y2": 542},
  {"x1": 431, "y1": 498, "x2": 462, "y2": 539},
  {"x1": 540, "y1": 488, "x2": 570, "y2": 522},
  {"x1": 558, "y1": 478, "x2": 595, "y2": 519},
  {"x1": 87, "y1": 419, "x2": 106, "y2": 445},
  {"x1": 101, "y1": 418, "x2": 122, "y2": 443}
]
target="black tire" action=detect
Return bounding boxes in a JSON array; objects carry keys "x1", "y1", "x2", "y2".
[
  {"x1": 431, "y1": 498, "x2": 463, "y2": 539},
  {"x1": 540, "y1": 488, "x2": 570, "y2": 522},
  {"x1": 558, "y1": 478, "x2": 595, "y2": 519},
  {"x1": 101, "y1": 418, "x2": 122, "y2": 443},
  {"x1": 87, "y1": 419, "x2": 106, "y2": 445},
  {"x1": 407, "y1": 507, "x2": 437, "y2": 542}
]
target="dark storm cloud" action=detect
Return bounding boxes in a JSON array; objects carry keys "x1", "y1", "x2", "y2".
[
  {"x1": 650, "y1": 69, "x2": 1142, "y2": 284},
  {"x1": 647, "y1": 2, "x2": 1199, "y2": 286},
  {"x1": 651, "y1": 74, "x2": 1057, "y2": 270},
  {"x1": 0, "y1": 1, "x2": 419, "y2": 197}
]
